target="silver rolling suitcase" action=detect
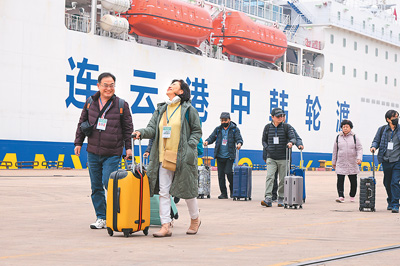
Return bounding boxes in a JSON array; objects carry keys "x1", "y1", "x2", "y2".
[
  {"x1": 198, "y1": 147, "x2": 211, "y2": 199},
  {"x1": 284, "y1": 147, "x2": 303, "y2": 209}
]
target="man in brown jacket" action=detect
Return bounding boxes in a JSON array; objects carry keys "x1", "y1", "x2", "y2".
[{"x1": 74, "y1": 72, "x2": 133, "y2": 229}]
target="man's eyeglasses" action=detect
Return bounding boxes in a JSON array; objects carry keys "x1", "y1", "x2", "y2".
[{"x1": 101, "y1": 83, "x2": 115, "y2": 88}]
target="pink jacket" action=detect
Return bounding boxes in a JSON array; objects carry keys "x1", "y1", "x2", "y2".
[{"x1": 332, "y1": 131, "x2": 363, "y2": 175}]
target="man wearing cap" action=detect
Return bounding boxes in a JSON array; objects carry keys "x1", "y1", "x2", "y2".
[
  {"x1": 261, "y1": 108, "x2": 296, "y2": 207},
  {"x1": 204, "y1": 112, "x2": 243, "y2": 199}
]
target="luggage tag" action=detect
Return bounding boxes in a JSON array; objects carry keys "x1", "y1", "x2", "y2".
[
  {"x1": 388, "y1": 141, "x2": 394, "y2": 150},
  {"x1": 163, "y1": 126, "x2": 172, "y2": 138},
  {"x1": 273, "y1": 136, "x2": 279, "y2": 144},
  {"x1": 97, "y1": 118, "x2": 107, "y2": 131},
  {"x1": 222, "y1": 137, "x2": 228, "y2": 146}
]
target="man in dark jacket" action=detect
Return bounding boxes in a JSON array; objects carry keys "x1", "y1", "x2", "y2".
[
  {"x1": 204, "y1": 112, "x2": 243, "y2": 199},
  {"x1": 74, "y1": 72, "x2": 133, "y2": 229},
  {"x1": 371, "y1": 109, "x2": 400, "y2": 213},
  {"x1": 261, "y1": 108, "x2": 296, "y2": 207},
  {"x1": 270, "y1": 114, "x2": 304, "y2": 201}
]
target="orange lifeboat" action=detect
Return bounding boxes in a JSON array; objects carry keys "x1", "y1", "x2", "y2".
[
  {"x1": 124, "y1": 0, "x2": 213, "y2": 47},
  {"x1": 212, "y1": 11, "x2": 287, "y2": 63}
]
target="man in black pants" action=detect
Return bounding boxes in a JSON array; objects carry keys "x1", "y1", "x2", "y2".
[{"x1": 204, "y1": 112, "x2": 243, "y2": 199}]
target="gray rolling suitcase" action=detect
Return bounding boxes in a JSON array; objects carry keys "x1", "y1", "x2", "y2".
[
  {"x1": 284, "y1": 148, "x2": 303, "y2": 209},
  {"x1": 198, "y1": 147, "x2": 211, "y2": 199}
]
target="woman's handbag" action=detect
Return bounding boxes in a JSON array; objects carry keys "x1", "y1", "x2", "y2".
[{"x1": 162, "y1": 149, "x2": 177, "y2": 171}]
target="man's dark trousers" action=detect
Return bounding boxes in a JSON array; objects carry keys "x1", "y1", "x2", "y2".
[{"x1": 217, "y1": 157, "x2": 234, "y2": 196}]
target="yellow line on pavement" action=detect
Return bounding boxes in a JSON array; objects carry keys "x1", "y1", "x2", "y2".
[
  {"x1": 269, "y1": 242, "x2": 400, "y2": 266},
  {"x1": 212, "y1": 238, "x2": 306, "y2": 253}
]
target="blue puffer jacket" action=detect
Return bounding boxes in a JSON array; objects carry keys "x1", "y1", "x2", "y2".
[{"x1": 205, "y1": 122, "x2": 243, "y2": 160}]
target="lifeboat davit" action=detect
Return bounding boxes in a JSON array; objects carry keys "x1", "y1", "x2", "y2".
[
  {"x1": 212, "y1": 11, "x2": 287, "y2": 63},
  {"x1": 124, "y1": 0, "x2": 213, "y2": 47}
]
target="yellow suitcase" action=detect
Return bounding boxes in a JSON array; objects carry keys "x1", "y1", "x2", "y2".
[{"x1": 106, "y1": 138, "x2": 150, "y2": 237}]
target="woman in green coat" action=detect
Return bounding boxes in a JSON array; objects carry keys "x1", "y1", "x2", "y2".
[{"x1": 133, "y1": 79, "x2": 202, "y2": 237}]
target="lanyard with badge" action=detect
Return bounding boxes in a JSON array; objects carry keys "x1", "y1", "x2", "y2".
[
  {"x1": 162, "y1": 104, "x2": 181, "y2": 138},
  {"x1": 388, "y1": 130, "x2": 395, "y2": 150},
  {"x1": 273, "y1": 127, "x2": 279, "y2": 144},
  {"x1": 96, "y1": 98, "x2": 112, "y2": 131}
]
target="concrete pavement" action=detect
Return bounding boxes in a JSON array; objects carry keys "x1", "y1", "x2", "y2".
[{"x1": 0, "y1": 169, "x2": 399, "y2": 265}]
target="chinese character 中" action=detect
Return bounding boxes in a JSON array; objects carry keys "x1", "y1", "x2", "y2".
[
  {"x1": 65, "y1": 57, "x2": 99, "y2": 109},
  {"x1": 231, "y1": 83, "x2": 250, "y2": 124},
  {"x1": 336, "y1": 100, "x2": 350, "y2": 132},
  {"x1": 130, "y1": 69, "x2": 158, "y2": 114},
  {"x1": 305, "y1": 95, "x2": 322, "y2": 131},
  {"x1": 187, "y1": 77, "x2": 209, "y2": 123}
]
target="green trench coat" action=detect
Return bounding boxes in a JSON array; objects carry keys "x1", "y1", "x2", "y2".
[{"x1": 137, "y1": 101, "x2": 202, "y2": 199}]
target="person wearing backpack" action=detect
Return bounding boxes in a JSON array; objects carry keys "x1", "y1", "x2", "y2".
[
  {"x1": 74, "y1": 72, "x2": 134, "y2": 229},
  {"x1": 261, "y1": 108, "x2": 296, "y2": 207},
  {"x1": 332, "y1": 120, "x2": 363, "y2": 203},
  {"x1": 371, "y1": 110, "x2": 400, "y2": 213},
  {"x1": 204, "y1": 112, "x2": 243, "y2": 199}
]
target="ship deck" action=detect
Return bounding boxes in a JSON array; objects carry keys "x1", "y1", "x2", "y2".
[{"x1": 1, "y1": 169, "x2": 399, "y2": 265}]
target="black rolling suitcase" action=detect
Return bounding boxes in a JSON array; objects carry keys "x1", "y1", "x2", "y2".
[{"x1": 359, "y1": 152, "x2": 376, "y2": 212}]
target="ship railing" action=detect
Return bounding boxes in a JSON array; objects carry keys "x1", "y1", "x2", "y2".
[
  {"x1": 65, "y1": 13, "x2": 91, "y2": 33},
  {"x1": 324, "y1": 16, "x2": 400, "y2": 46},
  {"x1": 302, "y1": 64, "x2": 321, "y2": 79},
  {"x1": 286, "y1": 62, "x2": 299, "y2": 75},
  {"x1": 205, "y1": 0, "x2": 289, "y2": 25}
]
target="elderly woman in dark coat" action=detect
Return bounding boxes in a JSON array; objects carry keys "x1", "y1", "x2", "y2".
[{"x1": 133, "y1": 79, "x2": 202, "y2": 237}]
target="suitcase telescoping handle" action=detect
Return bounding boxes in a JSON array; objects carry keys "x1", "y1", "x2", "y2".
[
  {"x1": 300, "y1": 149, "x2": 304, "y2": 170},
  {"x1": 372, "y1": 151, "x2": 375, "y2": 180},
  {"x1": 285, "y1": 147, "x2": 292, "y2": 176},
  {"x1": 131, "y1": 133, "x2": 143, "y2": 173}
]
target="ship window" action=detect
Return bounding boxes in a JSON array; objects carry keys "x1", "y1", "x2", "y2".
[
  {"x1": 395, "y1": 79, "x2": 397, "y2": 87},
  {"x1": 342, "y1": 66, "x2": 345, "y2": 75},
  {"x1": 351, "y1": 16, "x2": 354, "y2": 25},
  {"x1": 375, "y1": 74, "x2": 378, "y2": 82},
  {"x1": 353, "y1": 68, "x2": 356, "y2": 78},
  {"x1": 382, "y1": 28, "x2": 384, "y2": 36},
  {"x1": 365, "y1": 45, "x2": 368, "y2": 54},
  {"x1": 65, "y1": 0, "x2": 92, "y2": 33},
  {"x1": 386, "y1": 51, "x2": 388, "y2": 60},
  {"x1": 363, "y1": 21, "x2": 366, "y2": 29},
  {"x1": 343, "y1": 38, "x2": 346, "y2": 47},
  {"x1": 354, "y1": 41, "x2": 357, "y2": 50},
  {"x1": 385, "y1": 76, "x2": 388, "y2": 85},
  {"x1": 375, "y1": 48, "x2": 378, "y2": 57},
  {"x1": 390, "y1": 30, "x2": 393, "y2": 38},
  {"x1": 395, "y1": 54, "x2": 398, "y2": 62},
  {"x1": 372, "y1": 24, "x2": 375, "y2": 32},
  {"x1": 330, "y1": 63, "x2": 333, "y2": 72},
  {"x1": 330, "y1": 34, "x2": 334, "y2": 44},
  {"x1": 365, "y1": 71, "x2": 368, "y2": 80},
  {"x1": 399, "y1": 34, "x2": 400, "y2": 41},
  {"x1": 337, "y1": 11, "x2": 341, "y2": 21}
]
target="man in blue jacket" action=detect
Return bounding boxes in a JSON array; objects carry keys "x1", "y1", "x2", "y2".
[
  {"x1": 371, "y1": 109, "x2": 400, "y2": 213},
  {"x1": 204, "y1": 112, "x2": 243, "y2": 199}
]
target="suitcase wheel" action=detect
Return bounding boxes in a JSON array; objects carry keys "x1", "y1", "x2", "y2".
[
  {"x1": 107, "y1": 227, "x2": 113, "y2": 237},
  {"x1": 372, "y1": 208, "x2": 376, "y2": 212},
  {"x1": 245, "y1": 198, "x2": 247, "y2": 201},
  {"x1": 359, "y1": 207, "x2": 363, "y2": 212},
  {"x1": 249, "y1": 197, "x2": 252, "y2": 201},
  {"x1": 207, "y1": 195, "x2": 210, "y2": 199},
  {"x1": 143, "y1": 227, "x2": 149, "y2": 236},
  {"x1": 299, "y1": 205, "x2": 303, "y2": 209},
  {"x1": 123, "y1": 231, "x2": 129, "y2": 238},
  {"x1": 174, "y1": 213, "x2": 179, "y2": 220},
  {"x1": 233, "y1": 197, "x2": 237, "y2": 201}
]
